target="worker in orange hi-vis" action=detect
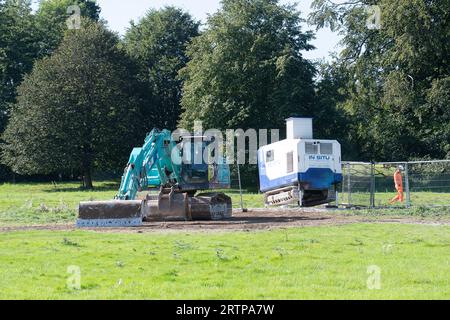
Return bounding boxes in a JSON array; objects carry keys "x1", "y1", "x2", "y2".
[{"x1": 389, "y1": 166, "x2": 404, "y2": 204}]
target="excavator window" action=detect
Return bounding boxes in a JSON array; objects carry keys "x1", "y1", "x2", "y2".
[{"x1": 180, "y1": 140, "x2": 209, "y2": 184}]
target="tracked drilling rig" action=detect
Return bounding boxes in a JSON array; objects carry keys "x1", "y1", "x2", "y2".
[
  {"x1": 258, "y1": 118, "x2": 342, "y2": 207},
  {"x1": 77, "y1": 129, "x2": 232, "y2": 227}
]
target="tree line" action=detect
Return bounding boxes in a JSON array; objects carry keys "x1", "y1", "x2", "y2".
[{"x1": 0, "y1": 0, "x2": 448, "y2": 188}]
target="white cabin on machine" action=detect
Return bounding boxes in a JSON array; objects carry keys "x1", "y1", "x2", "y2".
[{"x1": 258, "y1": 118, "x2": 342, "y2": 207}]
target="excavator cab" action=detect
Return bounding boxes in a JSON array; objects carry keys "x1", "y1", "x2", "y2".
[
  {"x1": 178, "y1": 137, "x2": 230, "y2": 190},
  {"x1": 179, "y1": 139, "x2": 209, "y2": 186}
]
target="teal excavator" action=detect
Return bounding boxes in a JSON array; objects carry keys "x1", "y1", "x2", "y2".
[{"x1": 77, "y1": 129, "x2": 232, "y2": 227}]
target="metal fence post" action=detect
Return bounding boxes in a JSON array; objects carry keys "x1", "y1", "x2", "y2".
[
  {"x1": 404, "y1": 162, "x2": 411, "y2": 208},
  {"x1": 347, "y1": 163, "x2": 352, "y2": 206},
  {"x1": 236, "y1": 163, "x2": 245, "y2": 212},
  {"x1": 335, "y1": 184, "x2": 339, "y2": 207},
  {"x1": 370, "y1": 162, "x2": 375, "y2": 208}
]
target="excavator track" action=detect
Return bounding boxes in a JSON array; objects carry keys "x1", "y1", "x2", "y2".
[{"x1": 143, "y1": 189, "x2": 232, "y2": 221}]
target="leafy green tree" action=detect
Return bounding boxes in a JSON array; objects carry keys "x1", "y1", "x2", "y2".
[
  {"x1": 0, "y1": 0, "x2": 101, "y2": 130},
  {"x1": 422, "y1": 77, "x2": 450, "y2": 159},
  {"x1": 123, "y1": 7, "x2": 199, "y2": 131},
  {"x1": 313, "y1": 62, "x2": 359, "y2": 158},
  {"x1": 0, "y1": 0, "x2": 41, "y2": 133},
  {"x1": 1, "y1": 0, "x2": 100, "y2": 135},
  {"x1": 310, "y1": 0, "x2": 450, "y2": 161},
  {"x1": 179, "y1": 0, "x2": 316, "y2": 131},
  {"x1": 1, "y1": 20, "x2": 143, "y2": 188},
  {"x1": 36, "y1": 0, "x2": 101, "y2": 54}
]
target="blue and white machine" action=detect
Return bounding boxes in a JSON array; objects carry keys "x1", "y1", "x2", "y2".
[{"x1": 258, "y1": 118, "x2": 342, "y2": 207}]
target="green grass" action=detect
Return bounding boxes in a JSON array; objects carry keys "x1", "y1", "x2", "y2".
[
  {"x1": 343, "y1": 191, "x2": 450, "y2": 207},
  {"x1": 0, "y1": 224, "x2": 449, "y2": 299},
  {"x1": 1, "y1": 181, "x2": 449, "y2": 226},
  {"x1": 0, "y1": 181, "x2": 264, "y2": 226},
  {"x1": 1, "y1": 181, "x2": 449, "y2": 300},
  {"x1": 218, "y1": 189, "x2": 264, "y2": 208},
  {"x1": 343, "y1": 206, "x2": 450, "y2": 218},
  {"x1": 0, "y1": 181, "x2": 119, "y2": 226}
]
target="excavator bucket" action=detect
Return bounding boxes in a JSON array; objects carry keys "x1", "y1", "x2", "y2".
[
  {"x1": 144, "y1": 188, "x2": 190, "y2": 221},
  {"x1": 77, "y1": 200, "x2": 144, "y2": 227}
]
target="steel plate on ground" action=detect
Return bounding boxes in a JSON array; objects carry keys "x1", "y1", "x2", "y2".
[{"x1": 77, "y1": 200, "x2": 143, "y2": 228}]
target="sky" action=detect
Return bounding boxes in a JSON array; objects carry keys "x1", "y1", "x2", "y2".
[{"x1": 33, "y1": 0, "x2": 342, "y2": 61}]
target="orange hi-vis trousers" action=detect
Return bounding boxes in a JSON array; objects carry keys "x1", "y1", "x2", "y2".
[
  {"x1": 390, "y1": 171, "x2": 404, "y2": 203},
  {"x1": 390, "y1": 187, "x2": 404, "y2": 203}
]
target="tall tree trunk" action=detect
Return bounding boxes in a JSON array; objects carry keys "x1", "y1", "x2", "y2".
[
  {"x1": 83, "y1": 168, "x2": 93, "y2": 189},
  {"x1": 82, "y1": 156, "x2": 93, "y2": 189},
  {"x1": 82, "y1": 148, "x2": 94, "y2": 189}
]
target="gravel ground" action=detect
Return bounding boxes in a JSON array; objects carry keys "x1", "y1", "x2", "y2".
[{"x1": 1, "y1": 208, "x2": 448, "y2": 233}]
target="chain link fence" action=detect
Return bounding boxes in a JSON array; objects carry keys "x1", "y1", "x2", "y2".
[{"x1": 341, "y1": 160, "x2": 450, "y2": 208}]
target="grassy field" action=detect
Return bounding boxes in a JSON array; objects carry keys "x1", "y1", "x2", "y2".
[
  {"x1": 0, "y1": 181, "x2": 449, "y2": 226},
  {"x1": 0, "y1": 181, "x2": 449, "y2": 300},
  {"x1": 345, "y1": 191, "x2": 450, "y2": 207},
  {"x1": 0, "y1": 181, "x2": 264, "y2": 226},
  {"x1": 0, "y1": 223, "x2": 449, "y2": 299},
  {"x1": 0, "y1": 181, "x2": 118, "y2": 226}
]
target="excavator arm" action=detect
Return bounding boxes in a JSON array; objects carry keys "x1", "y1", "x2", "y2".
[{"x1": 116, "y1": 129, "x2": 180, "y2": 200}]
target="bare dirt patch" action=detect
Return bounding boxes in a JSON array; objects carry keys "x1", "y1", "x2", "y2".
[{"x1": 1, "y1": 208, "x2": 448, "y2": 233}]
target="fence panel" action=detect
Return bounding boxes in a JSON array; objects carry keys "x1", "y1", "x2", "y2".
[
  {"x1": 341, "y1": 162, "x2": 373, "y2": 207},
  {"x1": 373, "y1": 162, "x2": 408, "y2": 208},
  {"x1": 342, "y1": 160, "x2": 450, "y2": 208},
  {"x1": 408, "y1": 161, "x2": 450, "y2": 207}
]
